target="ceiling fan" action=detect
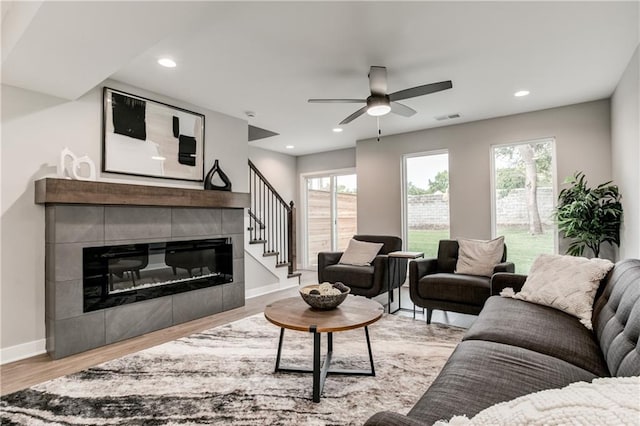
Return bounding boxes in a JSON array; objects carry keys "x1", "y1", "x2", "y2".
[{"x1": 308, "y1": 66, "x2": 453, "y2": 125}]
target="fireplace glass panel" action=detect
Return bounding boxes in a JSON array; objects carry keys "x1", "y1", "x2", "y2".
[{"x1": 83, "y1": 238, "x2": 232, "y2": 312}]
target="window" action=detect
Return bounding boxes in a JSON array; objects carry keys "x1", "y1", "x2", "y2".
[
  {"x1": 491, "y1": 139, "x2": 556, "y2": 273},
  {"x1": 403, "y1": 151, "x2": 450, "y2": 257},
  {"x1": 304, "y1": 173, "x2": 357, "y2": 267}
]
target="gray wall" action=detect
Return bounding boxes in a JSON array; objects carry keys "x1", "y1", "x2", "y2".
[
  {"x1": 611, "y1": 45, "x2": 640, "y2": 259},
  {"x1": 1, "y1": 81, "x2": 248, "y2": 357},
  {"x1": 356, "y1": 100, "x2": 612, "y2": 242},
  {"x1": 249, "y1": 146, "x2": 297, "y2": 205},
  {"x1": 297, "y1": 148, "x2": 356, "y2": 176}
]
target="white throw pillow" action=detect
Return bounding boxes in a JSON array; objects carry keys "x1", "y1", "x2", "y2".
[
  {"x1": 455, "y1": 236, "x2": 505, "y2": 277},
  {"x1": 338, "y1": 239, "x2": 384, "y2": 266},
  {"x1": 513, "y1": 254, "x2": 614, "y2": 329},
  {"x1": 434, "y1": 377, "x2": 640, "y2": 426}
]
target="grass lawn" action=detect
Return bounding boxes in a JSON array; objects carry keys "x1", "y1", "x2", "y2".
[{"x1": 408, "y1": 227, "x2": 554, "y2": 274}]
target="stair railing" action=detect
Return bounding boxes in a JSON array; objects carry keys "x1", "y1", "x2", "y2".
[{"x1": 248, "y1": 160, "x2": 296, "y2": 275}]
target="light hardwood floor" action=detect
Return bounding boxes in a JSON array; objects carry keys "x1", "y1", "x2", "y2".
[
  {"x1": 1, "y1": 286, "x2": 300, "y2": 396},
  {"x1": 1, "y1": 276, "x2": 474, "y2": 396}
]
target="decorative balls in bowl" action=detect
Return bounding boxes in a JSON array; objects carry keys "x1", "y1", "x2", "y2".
[{"x1": 300, "y1": 282, "x2": 350, "y2": 310}]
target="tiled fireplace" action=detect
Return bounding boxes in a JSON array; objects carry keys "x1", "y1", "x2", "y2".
[{"x1": 37, "y1": 178, "x2": 249, "y2": 359}]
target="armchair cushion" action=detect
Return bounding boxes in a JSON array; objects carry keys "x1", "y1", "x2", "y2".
[
  {"x1": 417, "y1": 273, "x2": 491, "y2": 306},
  {"x1": 338, "y1": 239, "x2": 384, "y2": 266},
  {"x1": 455, "y1": 236, "x2": 505, "y2": 277},
  {"x1": 321, "y1": 263, "x2": 374, "y2": 289}
]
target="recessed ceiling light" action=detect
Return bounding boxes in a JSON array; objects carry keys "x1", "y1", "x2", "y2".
[
  {"x1": 514, "y1": 90, "x2": 530, "y2": 97},
  {"x1": 332, "y1": 128, "x2": 343, "y2": 133},
  {"x1": 158, "y1": 58, "x2": 177, "y2": 68},
  {"x1": 285, "y1": 145, "x2": 295, "y2": 149}
]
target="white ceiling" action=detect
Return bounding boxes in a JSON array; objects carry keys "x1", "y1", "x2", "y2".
[{"x1": 2, "y1": 1, "x2": 638, "y2": 156}]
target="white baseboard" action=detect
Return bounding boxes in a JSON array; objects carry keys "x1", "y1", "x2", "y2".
[
  {"x1": 245, "y1": 281, "x2": 298, "y2": 299},
  {"x1": 1, "y1": 339, "x2": 46, "y2": 365}
]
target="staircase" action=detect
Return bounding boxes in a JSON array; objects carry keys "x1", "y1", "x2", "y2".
[{"x1": 245, "y1": 160, "x2": 301, "y2": 298}]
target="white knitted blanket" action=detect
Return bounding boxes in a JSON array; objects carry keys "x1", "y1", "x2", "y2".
[{"x1": 434, "y1": 377, "x2": 640, "y2": 426}]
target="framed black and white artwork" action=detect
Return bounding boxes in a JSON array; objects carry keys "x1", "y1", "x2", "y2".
[{"x1": 102, "y1": 87, "x2": 205, "y2": 181}]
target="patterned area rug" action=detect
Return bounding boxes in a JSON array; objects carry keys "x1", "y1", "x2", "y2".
[{"x1": 1, "y1": 313, "x2": 465, "y2": 425}]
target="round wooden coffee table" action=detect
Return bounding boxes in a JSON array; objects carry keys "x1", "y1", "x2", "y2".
[{"x1": 264, "y1": 295, "x2": 384, "y2": 402}]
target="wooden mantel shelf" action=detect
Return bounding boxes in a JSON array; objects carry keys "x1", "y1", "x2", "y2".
[{"x1": 35, "y1": 178, "x2": 250, "y2": 209}]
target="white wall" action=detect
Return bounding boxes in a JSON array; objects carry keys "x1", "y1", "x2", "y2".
[
  {"x1": 612, "y1": 46, "x2": 640, "y2": 259},
  {"x1": 356, "y1": 100, "x2": 612, "y2": 243},
  {"x1": 0, "y1": 81, "x2": 248, "y2": 357}
]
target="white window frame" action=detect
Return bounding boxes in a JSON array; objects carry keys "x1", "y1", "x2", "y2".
[
  {"x1": 401, "y1": 149, "x2": 450, "y2": 252},
  {"x1": 489, "y1": 137, "x2": 558, "y2": 253},
  {"x1": 299, "y1": 167, "x2": 357, "y2": 269}
]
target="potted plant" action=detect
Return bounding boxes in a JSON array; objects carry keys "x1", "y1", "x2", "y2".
[{"x1": 555, "y1": 172, "x2": 623, "y2": 258}]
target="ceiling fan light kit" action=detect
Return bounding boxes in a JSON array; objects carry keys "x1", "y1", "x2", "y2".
[
  {"x1": 308, "y1": 66, "x2": 453, "y2": 126},
  {"x1": 366, "y1": 96, "x2": 391, "y2": 116}
]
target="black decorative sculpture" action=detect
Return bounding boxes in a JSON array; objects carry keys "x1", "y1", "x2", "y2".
[{"x1": 204, "y1": 159, "x2": 232, "y2": 191}]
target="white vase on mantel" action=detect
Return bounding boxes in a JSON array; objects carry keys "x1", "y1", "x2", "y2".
[{"x1": 57, "y1": 147, "x2": 96, "y2": 181}]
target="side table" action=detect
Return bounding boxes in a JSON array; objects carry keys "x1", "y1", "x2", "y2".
[{"x1": 387, "y1": 251, "x2": 424, "y2": 314}]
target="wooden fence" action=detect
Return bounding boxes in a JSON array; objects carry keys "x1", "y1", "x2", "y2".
[{"x1": 307, "y1": 190, "x2": 357, "y2": 265}]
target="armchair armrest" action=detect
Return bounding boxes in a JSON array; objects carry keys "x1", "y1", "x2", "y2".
[
  {"x1": 491, "y1": 272, "x2": 527, "y2": 296},
  {"x1": 493, "y1": 261, "x2": 515, "y2": 273},
  {"x1": 364, "y1": 411, "x2": 428, "y2": 426},
  {"x1": 370, "y1": 254, "x2": 390, "y2": 293},
  {"x1": 317, "y1": 251, "x2": 343, "y2": 283},
  {"x1": 409, "y1": 258, "x2": 439, "y2": 282}
]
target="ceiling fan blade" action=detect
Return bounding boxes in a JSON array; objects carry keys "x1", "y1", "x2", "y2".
[
  {"x1": 308, "y1": 99, "x2": 366, "y2": 103},
  {"x1": 389, "y1": 80, "x2": 453, "y2": 102},
  {"x1": 339, "y1": 106, "x2": 368, "y2": 125},
  {"x1": 390, "y1": 101, "x2": 417, "y2": 117},
  {"x1": 368, "y1": 66, "x2": 388, "y2": 96}
]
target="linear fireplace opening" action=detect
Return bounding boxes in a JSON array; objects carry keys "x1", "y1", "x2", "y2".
[{"x1": 83, "y1": 238, "x2": 233, "y2": 312}]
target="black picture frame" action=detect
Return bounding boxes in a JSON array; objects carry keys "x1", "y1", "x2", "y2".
[{"x1": 102, "y1": 87, "x2": 205, "y2": 182}]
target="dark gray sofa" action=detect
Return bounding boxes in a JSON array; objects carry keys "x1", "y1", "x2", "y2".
[{"x1": 365, "y1": 258, "x2": 640, "y2": 426}]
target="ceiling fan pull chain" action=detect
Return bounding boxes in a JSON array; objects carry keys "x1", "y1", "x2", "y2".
[{"x1": 377, "y1": 117, "x2": 381, "y2": 142}]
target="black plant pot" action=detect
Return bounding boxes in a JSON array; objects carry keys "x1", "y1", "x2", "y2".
[{"x1": 204, "y1": 160, "x2": 232, "y2": 191}]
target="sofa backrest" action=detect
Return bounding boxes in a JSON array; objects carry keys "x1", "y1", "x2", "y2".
[
  {"x1": 436, "y1": 239, "x2": 508, "y2": 273},
  {"x1": 592, "y1": 259, "x2": 640, "y2": 377},
  {"x1": 353, "y1": 235, "x2": 402, "y2": 255}
]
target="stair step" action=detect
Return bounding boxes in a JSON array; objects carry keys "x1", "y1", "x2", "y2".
[
  {"x1": 249, "y1": 239, "x2": 267, "y2": 245},
  {"x1": 287, "y1": 272, "x2": 302, "y2": 278},
  {"x1": 275, "y1": 262, "x2": 290, "y2": 268},
  {"x1": 263, "y1": 251, "x2": 280, "y2": 257}
]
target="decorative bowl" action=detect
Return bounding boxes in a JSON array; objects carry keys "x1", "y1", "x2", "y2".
[{"x1": 299, "y1": 283, "x2": 350, "y2": 310}]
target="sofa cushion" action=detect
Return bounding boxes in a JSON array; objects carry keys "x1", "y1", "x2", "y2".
[
  {"x1": 513, "y1": 254, "x2": 614, "y2": 329},
  {"x1": 455, "y1": 236, "x2": 504, "y2": 277},
  {"x1": 463, "y1": 296, "x2": 609, "y2": 376},
  {"x1": 592, "y1": 259, "x2": 640, "y2": 377},
  {"x1": 418, "y1": 273, "x2": 490, "y2": 306},
  {"x1": 407, "y1": 340, "x2": 598, "y2": 426},
  {"x1": 321, "y1": 264, "x2": 374, "y2": 289}
]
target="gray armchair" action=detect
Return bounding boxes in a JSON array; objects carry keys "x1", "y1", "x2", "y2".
[
  {"x1": 409, "y1": 239, "x2": 515, "y2": 323},
  {"x1": 317, "y1": 235, "x2": 404, "y2": 298}
]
